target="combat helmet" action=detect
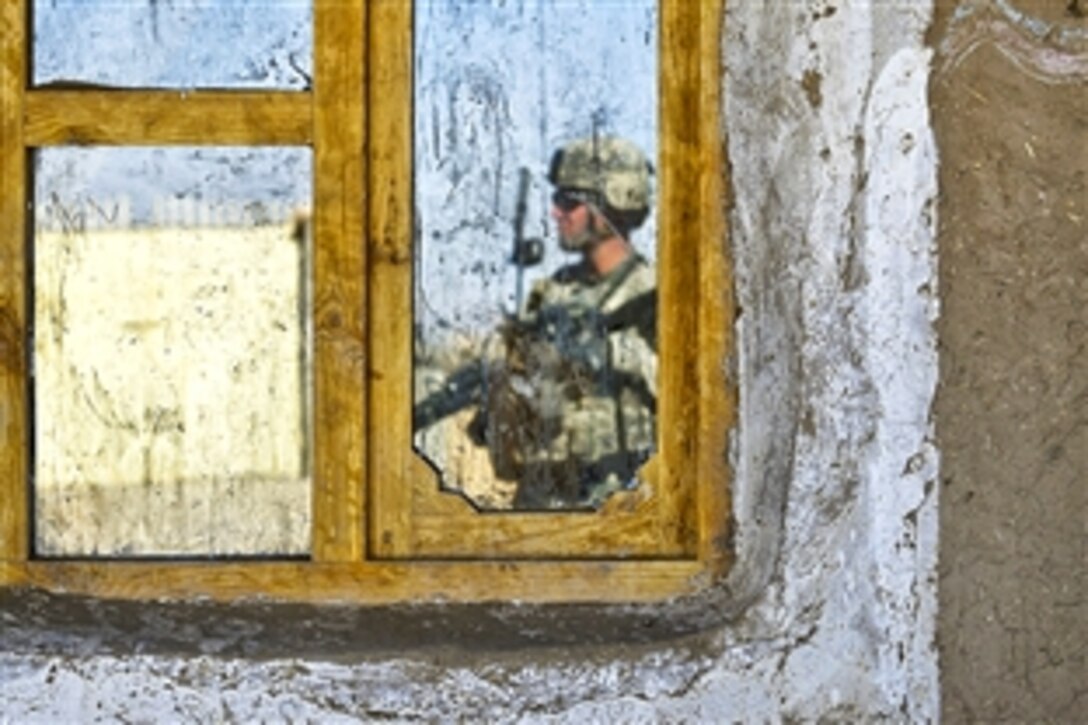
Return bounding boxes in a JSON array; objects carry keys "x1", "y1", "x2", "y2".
[{"x1": 548, "y1": 136, "x2": 652, "y2": 234}]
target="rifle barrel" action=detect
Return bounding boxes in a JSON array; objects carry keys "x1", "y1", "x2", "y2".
[
  {"x1": 413, "y1": 360, "x2": 486, "y2": 430},
  {"x1": 512, "y1": 166, "x2": 532, "y2": 311}
]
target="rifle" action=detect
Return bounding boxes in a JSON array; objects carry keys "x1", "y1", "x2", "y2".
[
  {"x1": 413, "y1": 168, "x2": 544, "y2": 432},
  {"x1": 413, "y1": 289, "x2": 657, "y2": 431},
  {"x1": 508, "y1": 289, "x2": 656, "y2": 377},
  {"x1": 413, "y1": 359, "x2": 486, "y2": 431},
  {"x1": 510, "y1": 167, "x2": 543, "y2": 311}
]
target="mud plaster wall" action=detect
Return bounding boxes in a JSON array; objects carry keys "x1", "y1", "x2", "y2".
[
  {"x1": 0, "y1": 3, "x2": 942, "y2": 721},
  {"x1": 931, "y1": 1, "x2": 1087, "y2": 722}
]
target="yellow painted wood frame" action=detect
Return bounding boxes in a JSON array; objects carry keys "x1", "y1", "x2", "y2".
[
  {"x1": 0, "y1": 0, "x2": 732, "y2": 604},
  {"x1": 1, "y1": 0, "x2": 30, "y2": 565}
]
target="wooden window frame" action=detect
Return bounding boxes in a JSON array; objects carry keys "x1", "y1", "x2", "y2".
[{"x1": 0, "y1": 0, "x2": 732, "y2": 605}]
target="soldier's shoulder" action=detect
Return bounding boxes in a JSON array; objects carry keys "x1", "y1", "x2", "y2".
[
  {"x1": 618, "y1": 255, "x2": 656, "y2": 295},
  {"x1": 525, "y1": 263, "x2": 585, "y2": 312},
  {"x1": 629, "y1": 255, "x2": 655, "y2": 282},
  {"x1": 530, "y1": 263, "x2": 591, "y2": 299}
]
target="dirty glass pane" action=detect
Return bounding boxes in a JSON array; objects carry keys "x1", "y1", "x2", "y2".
[
  {"x1": 33, "y1": 147, "x2": 313, "y2": 557},
  {"x1": 33, "y1": 1, "x2": 312, "y2": 90},
  {"x1": 412, "y1": 1, "x2": 658, "y2": 511}
]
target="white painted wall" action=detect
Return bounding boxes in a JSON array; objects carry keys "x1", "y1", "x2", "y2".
[{"x1": 1, "y1": 2, "x2": 940, "y2": 721}]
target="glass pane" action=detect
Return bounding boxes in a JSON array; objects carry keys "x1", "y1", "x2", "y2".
[
  {"x1": 33, "y1": 147, "x2": 313, "y2": 557},
  {"x1": 412, "y1": 0, "x2": 658, "y2": 511},
  {"x1": 33, "y1": 1, "x2": 312, "y2": 90}
]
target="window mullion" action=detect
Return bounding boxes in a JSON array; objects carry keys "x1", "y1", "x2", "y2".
[
  {"x1": 364, "y1": 0, "x2": 413, "y2": 560},
  {"x1": 311, "y1": 0, "x2": 367, "y2": 563}
]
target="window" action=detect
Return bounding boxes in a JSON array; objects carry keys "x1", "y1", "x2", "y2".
[{"x1": 0, "y1": 0, "x2": 731, "y2": 603}]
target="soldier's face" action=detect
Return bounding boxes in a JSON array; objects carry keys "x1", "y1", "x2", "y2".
[{"x1": 551, "y1": 194, "x2": 593, "y2": 251}]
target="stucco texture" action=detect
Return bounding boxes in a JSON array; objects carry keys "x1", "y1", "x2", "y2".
[{"x1": 931, "y1": 1, "x2": 1087, "y2": 722}]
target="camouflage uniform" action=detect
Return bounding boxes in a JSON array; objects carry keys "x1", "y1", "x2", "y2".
[
  {"x1": 475, "y1": 135, "x2": 658, "y2": 508},
  {"x1": 494, "y1": 252, "x2": 657, "y2": 508},
  {"x1": 413, "y1": 136, "x2": 657, "y2": 508}
]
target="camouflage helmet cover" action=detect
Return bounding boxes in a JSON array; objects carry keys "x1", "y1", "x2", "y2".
[{"x1": 548, "y1": 136, "x2": 652, "y2": 213}]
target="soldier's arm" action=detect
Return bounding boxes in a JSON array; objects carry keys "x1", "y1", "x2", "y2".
[{"x1": 612, "y1": 330, "x2": 657, "y2": 400}]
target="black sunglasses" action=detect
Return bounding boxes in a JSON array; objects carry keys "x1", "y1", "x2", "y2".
[{"x1": 551, "y1": 189, "x2": 594, "y2": 212}]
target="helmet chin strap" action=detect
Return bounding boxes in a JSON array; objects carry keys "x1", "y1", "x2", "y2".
[{"x1": 560, "y1": 202, "x2": 624, "y2": 252}]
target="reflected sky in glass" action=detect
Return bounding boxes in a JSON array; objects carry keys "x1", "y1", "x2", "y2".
[
  {"x1": 34, "y1": 0, "x2": 312, "y2": 89},
  {"x1": 414, "y1": 0, "x2": 657, "y2": 343}
]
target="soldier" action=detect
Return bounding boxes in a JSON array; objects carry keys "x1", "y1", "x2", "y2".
[{"x1": 481, "y1": 136, "x2": 657, "y2": 509}]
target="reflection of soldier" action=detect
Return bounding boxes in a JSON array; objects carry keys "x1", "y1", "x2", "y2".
[
  {"x1": 414, "y1": 137, "x2": 656, "y2": 509},
  {"x1": 481, "y1": 136, "x2": 657, "y2": 508}
]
